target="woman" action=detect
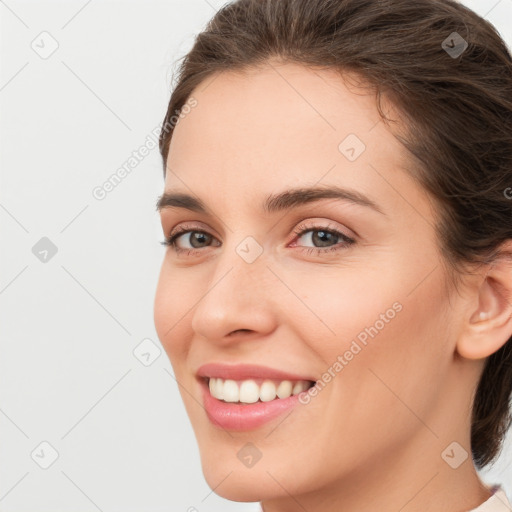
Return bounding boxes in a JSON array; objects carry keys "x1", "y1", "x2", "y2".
[{"x1": 153, "y1": 0, "x2": 512, "y2": 510}]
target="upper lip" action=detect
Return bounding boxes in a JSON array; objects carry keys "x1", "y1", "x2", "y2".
[{"x1": 196, "y1": 363, "x2": 316, "y2": 382}]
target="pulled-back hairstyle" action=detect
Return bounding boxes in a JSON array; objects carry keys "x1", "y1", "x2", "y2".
[{"x1": 158, "y1": 0, "x2": 512, "y2": 469}]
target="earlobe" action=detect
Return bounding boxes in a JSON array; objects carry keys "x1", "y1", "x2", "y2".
[{"x1": 457, "y1": 244, "x2": 512, "y2": 360}]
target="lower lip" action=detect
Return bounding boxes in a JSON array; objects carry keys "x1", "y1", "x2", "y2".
[{"x1": 200, "y1": 378, "x2": 307, "y2": 431}]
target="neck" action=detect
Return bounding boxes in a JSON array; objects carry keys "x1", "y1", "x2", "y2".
[{"x1": 260, "y1": 428, "x2": 492, "y2": 512}]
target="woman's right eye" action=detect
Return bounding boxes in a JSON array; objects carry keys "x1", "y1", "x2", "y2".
[{"x1": 161, "y1": 228, "x2": 219, "y2": 253}]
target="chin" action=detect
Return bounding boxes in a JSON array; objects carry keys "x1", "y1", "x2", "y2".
[
  {"x1": 201, "y1": 459, "x2": 272, "y2": 502},
  {"x1": 197, "y1": 442, "x2": 318, "y2": 503}
]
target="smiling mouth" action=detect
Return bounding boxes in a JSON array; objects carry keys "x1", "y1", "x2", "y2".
[{"x1": 205, "y1": 376, "x2": 316, "y2": 404}]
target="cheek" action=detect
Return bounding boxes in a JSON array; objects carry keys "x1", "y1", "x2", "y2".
[
  {"x1": 153, "y1": 262, "x2": 193, "y2": 361},
  {"x1": 279, "y1": 262, "x2": 404, "y2": 357},
  {"x1": 291, "y1": 277, "x2": 451, "y2": 475},
  {"x1": 285, "y1": 259, "x2": 451, "y2": 410}
]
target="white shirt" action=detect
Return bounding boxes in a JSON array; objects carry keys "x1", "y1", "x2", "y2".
[{"x1": 468, "y1": 487, "x2": 512, "y2": 512}]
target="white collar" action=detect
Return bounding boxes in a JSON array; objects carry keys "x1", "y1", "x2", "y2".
[{"x1": 468, "y1": 488, "x2": 512, "y2": 511}]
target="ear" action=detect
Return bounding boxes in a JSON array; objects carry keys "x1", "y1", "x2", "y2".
[{"x1": 456, "y1": 241, "x2": 512, "y2": 360}]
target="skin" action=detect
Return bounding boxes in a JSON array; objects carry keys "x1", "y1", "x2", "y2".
[{"x1": 154, "y1": 60, "x2": 512, "y2": 512}]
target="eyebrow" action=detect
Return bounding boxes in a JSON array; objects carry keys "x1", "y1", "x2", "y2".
[{"x1": 156, "y1": 185, "x2": 385, "y2": 216}]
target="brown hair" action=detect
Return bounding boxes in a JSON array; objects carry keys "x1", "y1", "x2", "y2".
[{"x1": 158, "y1": 0, "x2": 512, "y2": 470}]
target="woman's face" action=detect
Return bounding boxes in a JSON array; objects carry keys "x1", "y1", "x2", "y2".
[{"x1": 154, "y1": 62, "x2": 475, "y2": 504}]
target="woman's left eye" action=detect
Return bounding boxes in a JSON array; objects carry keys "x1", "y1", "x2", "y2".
[
  {"x1": 290, "y1": 222, "x2": 356, "y2": 255},
  {"x1": 160, "y1": 222, "x2": 356, "y2": 256}
]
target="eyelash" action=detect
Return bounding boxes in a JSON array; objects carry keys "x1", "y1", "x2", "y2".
[{"x1": 160, "y1": 221, "x2": 356, "y2": 257}]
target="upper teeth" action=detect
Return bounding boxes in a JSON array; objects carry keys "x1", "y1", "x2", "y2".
[{"x1": 208, "y1": 377, "x2": 312, "y2": 403}]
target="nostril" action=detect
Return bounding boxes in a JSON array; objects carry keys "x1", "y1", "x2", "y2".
[{"x1": 229, "y1": 329, "x2": 252, "y2": 336}]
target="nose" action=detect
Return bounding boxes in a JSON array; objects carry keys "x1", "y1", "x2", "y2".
[{"x1": 190, "y1": 247, "x2": 278, "y2": 344}]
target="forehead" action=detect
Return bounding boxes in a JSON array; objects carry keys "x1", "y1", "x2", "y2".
[{"x1": 164, "y1": 61, "x2": 416, "y2": 214}]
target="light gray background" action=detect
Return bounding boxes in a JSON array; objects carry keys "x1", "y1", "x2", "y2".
[{"x1": 1, "y1": 1, "x2": 511, "y2": 510}]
